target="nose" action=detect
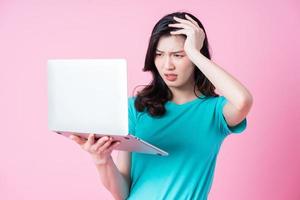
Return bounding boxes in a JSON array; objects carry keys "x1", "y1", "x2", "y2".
[{"x1": 162, "y1": 56, "x2": 175, "y2": 70}]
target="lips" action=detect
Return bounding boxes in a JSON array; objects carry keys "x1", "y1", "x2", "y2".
[
  {"x1": 164, "y1": 73, "x2": 178, "y2": 76},
  {"x1": 164, "y1": 73, "x2": 178, "y2": 81}
]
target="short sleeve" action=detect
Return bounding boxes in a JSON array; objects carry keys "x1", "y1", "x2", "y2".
[
  {"x1": 128, "y1": 96, "x2": 137, "y2": 135},
  {"x1": 216, "y1": 96, "x2": 247, "y2": 136}
]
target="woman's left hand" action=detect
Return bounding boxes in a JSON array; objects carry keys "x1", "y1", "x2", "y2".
[{"x1": 168, "y1": 14, "x2": 205, "y2": 57}]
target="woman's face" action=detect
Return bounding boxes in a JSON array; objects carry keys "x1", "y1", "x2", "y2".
[{"x1": 154, "y1": 35, "x2": 195, "y2": 90}]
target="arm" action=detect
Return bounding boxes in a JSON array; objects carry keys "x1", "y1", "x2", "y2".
[
  {"x1": 69, "y1": 134, "x2": 130, "y2": 200},
  {"x1": 95, "y1": 155, "x2": 130, "y2": 200},
  {"x1": 189, "y1": 51, "x2": 253, "y2": 126}
]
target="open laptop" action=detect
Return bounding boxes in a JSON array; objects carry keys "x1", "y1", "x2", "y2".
[{"x1": 47, "y1": 59, "x2": 168, "y2": 156}]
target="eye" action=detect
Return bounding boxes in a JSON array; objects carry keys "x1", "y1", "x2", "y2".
[
  {"x1": 174, "y1": 54, "x2": 184, "y2": 58},
  {"x1": 155, "y1": 53, "x2": 162, "y2": 57}
]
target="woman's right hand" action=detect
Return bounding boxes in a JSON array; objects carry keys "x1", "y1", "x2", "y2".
[{"x1": 69, "y1": 133, "x2": 121, "y2": 165}]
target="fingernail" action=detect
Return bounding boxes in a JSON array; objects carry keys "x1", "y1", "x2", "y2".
[{"x1": 69, "y1": 135, "x2": 74, "y2": 139}]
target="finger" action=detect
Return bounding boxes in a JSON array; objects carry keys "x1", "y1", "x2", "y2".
[
  {"x1": 87, "y1": 133, "x2": 95, "y2": 145},
  {"x1": 170, "y1": 29, "x2": 191, "y2": 36},
  {"x1": 91, "y1": 136, "x2": 110, "y2": 152},
  {"x1": 69, "y1": 134, "x2": 86, "y2": 145},
  {"x1": 173, "y1": 16, "x2": 198, "y2": 30},
  {"x1": 96, "y1": 138, "x2": 114, "y2": 153},
  {"x1": 168, "y1": 23, "x2": 193, "y2": 30},
  {"x1": 184, "y1": 14, "x2": 201, "y2": 28},
  {"x1": 103, "y1": 141, "x2": 121, "y2": 154}
]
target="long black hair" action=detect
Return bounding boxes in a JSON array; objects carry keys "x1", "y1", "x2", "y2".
[{"x1": 133, "y1": 11, "x2": 218, "y2": 117}]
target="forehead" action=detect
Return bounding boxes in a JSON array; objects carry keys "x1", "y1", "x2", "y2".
[{"x1": 156, "y1": 35, "x2": 185, "y2": 52}]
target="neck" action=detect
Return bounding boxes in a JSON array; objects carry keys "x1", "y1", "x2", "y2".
[{"x1": 168, "y1": 81, "x2": 202, "y2": 104}]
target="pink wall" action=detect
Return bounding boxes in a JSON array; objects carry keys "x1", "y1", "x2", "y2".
[{"x1": 1, "y1": 0, "x2": 299, "y2": 199}]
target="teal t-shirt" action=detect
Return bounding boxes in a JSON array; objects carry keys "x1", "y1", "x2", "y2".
[{"x1": 126, "y1": 95, "x2": 247, "y2": 200}]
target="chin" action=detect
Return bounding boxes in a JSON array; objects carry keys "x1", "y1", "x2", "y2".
[{"x1": 165, "y1": 82, "x2": 181, "y2": 87}]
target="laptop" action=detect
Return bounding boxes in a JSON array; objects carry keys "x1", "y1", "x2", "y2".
[{"x1": 47, "y1": 59, "x2": 168, "y2": 156}]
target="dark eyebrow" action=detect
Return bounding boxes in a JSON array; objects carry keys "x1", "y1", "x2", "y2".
[{"x1": 156, "y1": 49, "x2": 185, "y2": 53}]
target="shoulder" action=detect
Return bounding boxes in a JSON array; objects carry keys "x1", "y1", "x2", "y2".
[
  {"x1": 203, "y1": 95, "x2": 226, "y2": 107},
  {"x1": 128, "y1": 96, "x2": 136, "y2": 100},
  {"x1": 213, "y1": 95, "x2": 248, "y2": 135},
  {"x1": 128, "y1": 96, "x2": 137, "y2": 109},
  {"x1": 128, "y1": 96, "x2": 136, "y2": 110},
  {"x1": 128, "y1": 96, "x2": 143, "y2": 120},
  {"x1": 195, "y1": 95, "x2": 224, "y2": 107}
]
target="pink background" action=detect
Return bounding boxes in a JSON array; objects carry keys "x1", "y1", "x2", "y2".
[{"x1": 1, "y1": 0, "x2": 299, "y2": 199}]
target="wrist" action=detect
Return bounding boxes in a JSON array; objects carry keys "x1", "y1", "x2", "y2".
[
  {"x1": 92, "y1": 155, "x2": 113, "y2": 166},
  {"x1": 186, "y1": 48, "x2": 201, "y2": 60}
]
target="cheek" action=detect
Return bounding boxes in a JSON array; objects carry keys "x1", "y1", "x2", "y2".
[
  {"x1": 154, "y1": 59, "x2": 163, "y2": 72},
  {"x1": 177, "y1": 60, "x2": 194, "y2": 71},
  {"x1": 179, "y1": 65, "x2": 195, "y2": 79},
  {"x1": 154, "y1": 58, "x2": 161, "y2": 66},
  {"x1": 181, "y1": 58, "x2": 193, "y2": 65}
]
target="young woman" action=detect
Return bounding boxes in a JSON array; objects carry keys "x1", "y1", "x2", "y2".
[{"x1": 69, "y1": 11, "x2": 253, "y2": 200}]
